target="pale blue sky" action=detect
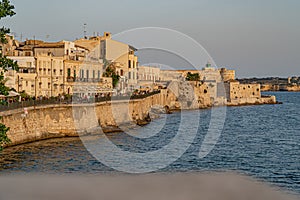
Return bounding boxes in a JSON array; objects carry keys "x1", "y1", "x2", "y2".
[{"x1": 2, "y1": 0, "x2": 300, "y2": 77}]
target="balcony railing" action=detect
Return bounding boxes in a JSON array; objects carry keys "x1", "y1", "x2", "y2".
[{"x1": 74, "y1": 78, "x2": 103, "y2": 83}]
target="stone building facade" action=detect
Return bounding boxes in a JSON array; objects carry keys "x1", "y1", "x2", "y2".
[
  {"x1": 100, "y1": 32, "x2": 139, "y2": 92},
  {"x1": 36, "y1": 55, "x2": 64, "y2": 97},
  {"x1": 225, "y1": 80, "x2": 261, "y2": 101},
  {"x1": 0, "y1": 35, "x2": 19, "y2": 56},
  {"x1": 5, "y1": 56, "x2": 37, "y2": 96},
  {"x1": 219, "y1": 68, "x2": 235, "y2": 82},
  {"x1": 138, "y1": 66, "x2": 161, "y2": 85},
  {"x1": 2, "y1": 34, "x2": 116, "y2": 97}
]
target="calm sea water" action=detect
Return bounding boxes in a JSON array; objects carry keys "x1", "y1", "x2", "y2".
[{"x1": 0, "y1": 92, "x2": 299, "y2": 194}]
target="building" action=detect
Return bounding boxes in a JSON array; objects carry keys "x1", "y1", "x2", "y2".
[
  {"x1": 16, "y1": 39, "x2": 44, "y2": 57},
  {"x1": 100, "y1": 32, "x2": 138, "y2": 93},
  {"x1": 159, "y1": 70, "x2": 183, "y2": 82},
  {"x1": 225, "y1": 80, "x2": 261, "y2": 101},
  {"x1": 138, "y1": 66, "x2": 160, "y2": 82},
  {"x1": 159, "y1": 65, "x2": 224, "y2": 99},
  {"x1": 36, "y1": 55, "x2": 64, "y2": 97},
  {"x1": 34, "y1": 39, "x2": 111, "y2": 97},
  {"x1": 33, "y1": 40, "x2": 88, "y2": 60},
  {"x1": 3, "y1": 32, "x2": 139, "y2": 97},
  {"x1": 0, "y1": 35, "x2": 19, "y2": 56},
  {"x1": 5, "y1": 56, "x2": 37, "y2": 96},
  {"x1": 219, "y1": 68, "x2": 235, "y2": 82},
  {"x1": 73, "y1": 37, "x2": 112, "y2": 96},
  {"x1": 66, "y1": 59, "x2": 112, "y2": 97}
]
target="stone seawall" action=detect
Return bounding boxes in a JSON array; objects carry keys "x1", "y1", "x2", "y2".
[
  {"x1": 0, "y1": 93, "x2": 152, "y2": 147},
  {"x1": 226, "y1": 96, "x2": 277, "y2": 106},
  {"x1": 1, "y1": 90, "x2": 184, "y2": 147}
]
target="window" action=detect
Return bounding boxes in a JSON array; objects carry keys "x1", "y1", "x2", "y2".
[
  {"x1": 26, "y1": 81, "x2": 28, "y2": 87},
  {"x1": 67, "y1": 68, "x2": 71, "y2": 77},
  {"x1": 74, "y1": 70, "x2": 76, "y2": 79},
  {"x1": 39, "y1": 82, "x2": 42, "y2": 89},
  {"x1": 93, "y1": 70, "x2": 95, "y2": 79},
  {"x1": 98, "y1": 70, "x2": 101, "y2": 78},
  {"x1": 128, "y1": 72, "x2": 131, "y2": 79},
  {"x1": 53, "y1": 69, "x2": 56, "y2": 75},
  {"x1": 128, "y1": 60, "x2": 131, "y2": 68},
  {"x1": 86, "y1": 70, "x2": 89, "y2": 79},
  {"x1": 48, "y1": 69, "x2": 51, "y2": 75},
  {"x1": 60, "y1": 69, "x2": 63, "y2": 75},
  {"x1": 48, "y1": 83, "x2": 50, "y2": 89},
  {"x1": 26, "y1": 62, "x2": 32, "y2": 68}
]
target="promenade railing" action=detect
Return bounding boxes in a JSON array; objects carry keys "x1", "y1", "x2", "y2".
[{"x1": 0, "y1": 91, "x2": 161, "y2": 112}]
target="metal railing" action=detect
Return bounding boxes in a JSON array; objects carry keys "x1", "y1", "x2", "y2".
[{"x1": 0, "y1": 91, "x2": 161, "y2": 112}]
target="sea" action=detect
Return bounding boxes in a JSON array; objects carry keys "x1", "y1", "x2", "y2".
[{"x1": 0, "y1": 92, "x2": 299, "y2": 195}]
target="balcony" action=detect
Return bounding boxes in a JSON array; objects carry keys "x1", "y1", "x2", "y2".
[
  {"x1": 75, "y1": 78, "x2": 102, "y2": 83},
  {"x1": 67, "y1": 77, "x2": 76, "y2": 82}
]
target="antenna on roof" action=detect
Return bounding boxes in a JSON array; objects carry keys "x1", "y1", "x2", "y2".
[{"x1": 83, "y1": 23, "x2": 87, "y2": 39}]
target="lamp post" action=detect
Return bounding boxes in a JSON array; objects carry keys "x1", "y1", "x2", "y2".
[
  {"x1": 34, "y1": 76, "x2": 38, "y2": 99},
  {"x1": 17, "y1": 75, "x2": 19, "y2": 93},
  {"x1": 50, "y1": 58, "x2": 53, "y2": 97},
  {"x1": 17, "y1": 75, "x2": 23, "y2": 93}
]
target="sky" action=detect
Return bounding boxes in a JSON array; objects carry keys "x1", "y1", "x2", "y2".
[{"x1": 1, "y1": 0, "x2": 300, "y2": 78}]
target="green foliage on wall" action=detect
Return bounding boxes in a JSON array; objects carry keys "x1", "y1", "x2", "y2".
[
  {"x1": 103, "y1": 63, "x2": 120, "y2": 88},
  {"x1": 186, "y1": 72, "x2": 200, "y2": 81}
]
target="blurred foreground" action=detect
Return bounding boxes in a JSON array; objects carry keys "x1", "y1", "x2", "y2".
[{"x1": 0, "y1": 172, "x2": 298, "y2": 200}]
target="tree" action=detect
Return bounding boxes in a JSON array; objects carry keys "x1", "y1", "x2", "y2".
[
  {"x1": 186, "y1": 72, "x2": 200, "y2": 81},
  {"x1": 0, "y1": 0, "x2": 18, "y2": 150},
  {"x1": 103, "y1": 62, "x2": 120, "y2": 88}
]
